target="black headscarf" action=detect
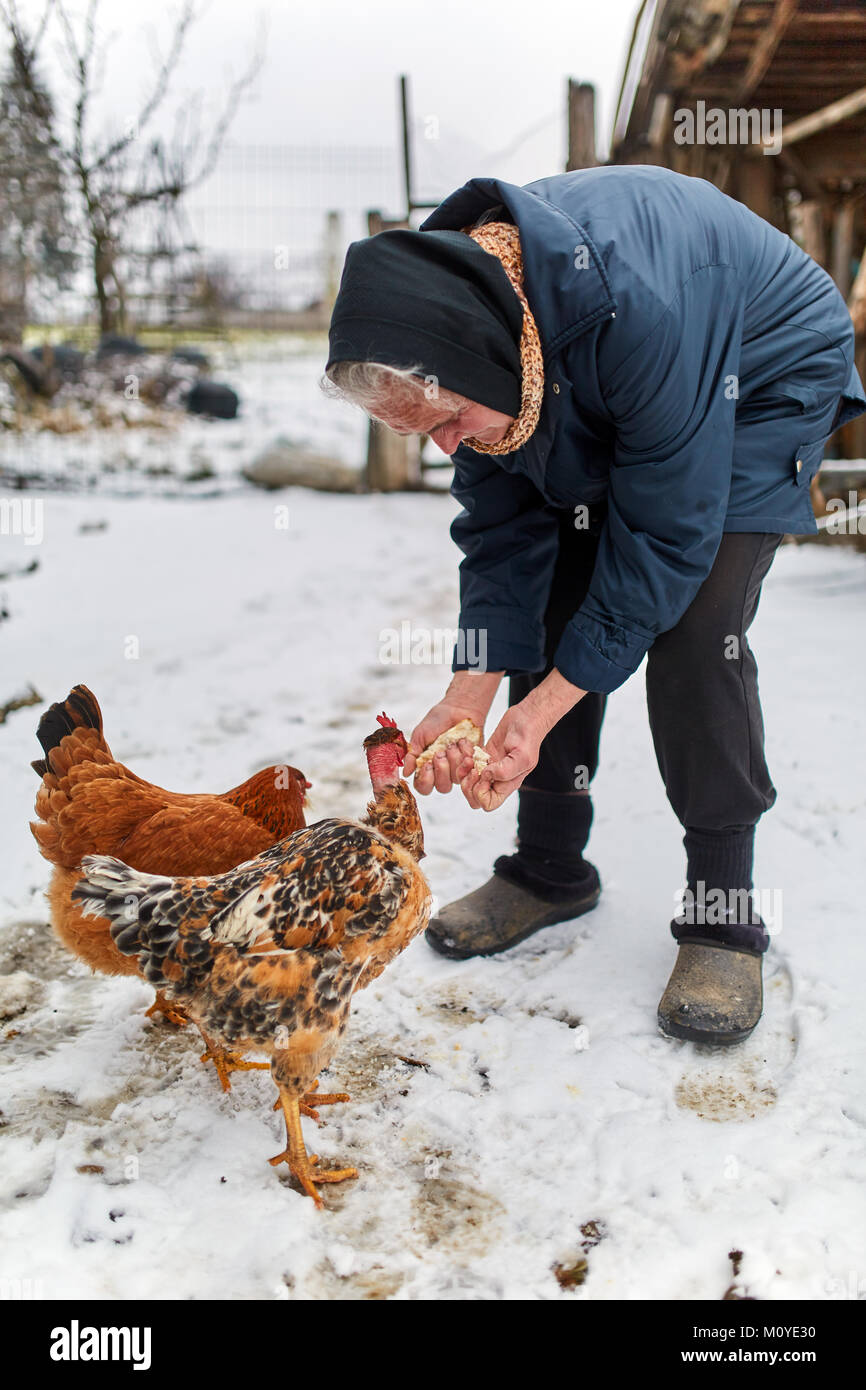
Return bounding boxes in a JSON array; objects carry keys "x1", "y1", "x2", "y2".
[{"x1": 326, "y1": 228, "x2": 523, "y2": 416}]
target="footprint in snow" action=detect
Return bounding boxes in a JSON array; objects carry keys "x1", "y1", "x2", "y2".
[{"x1": 672, "y1": 952, "x2": 798, "y2": 1122}]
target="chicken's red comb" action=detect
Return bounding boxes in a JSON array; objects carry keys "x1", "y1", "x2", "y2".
[{"x1": 377, "y1": 712, "x2": 398, "y2": 729}]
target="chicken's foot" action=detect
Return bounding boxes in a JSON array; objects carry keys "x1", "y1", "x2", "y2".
[
  {"x1": 273, "y1": 1077, "x2": 352, "y2": 1121},
  {"x1": 145, "y1": 991, "x2": 189, "y2": 1029},
  {"x1": 196, "y1": 1025, "x2": 269, "y2": 1093},
  {"x1": 269, "y1": 1092, "x2": 357, "y2": 1207}
]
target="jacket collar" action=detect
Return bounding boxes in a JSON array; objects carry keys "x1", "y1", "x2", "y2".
[{"x1": 421, "y1": 177, "x2": 616, "y2": 362}]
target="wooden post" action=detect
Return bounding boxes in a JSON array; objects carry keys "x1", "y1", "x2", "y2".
[
  {"x1": 849, "y1": 244, "x2": 866, "y2": 337},
  {"x1": 737, "y1": 157, "x2": 779, "y2": 226},
  {"x1": 831, "y1": 203, "x2": 857, "y2": 298},
  {"x1": 323, "y1": 211, "x2": 342, "y2": 311},
  {"x1": 366, "y1": 420, "x2": 421, "y2": 491},
  {"x1": 796, "y1": 200, "x2": 827, "y2": 267},
  {"x1": 846, "y1": 344, "x2": 866, "y2": 457},
  {"x1": 400, "y1": 74, "x2": 413, "y2": 221},
  {"x1": 566, "y1": 80, "x2": 597, "y2": 170},
  {"x1": 367, "y1": 210, "x2": 407, "y2": 237},
  {"x1": 776, "y1": 145, "x2": 823, "y2": 203},
  {"x1": 835, "y1": 248, "x2": 866, "y2": 461},
  {"x1": 647, "y1": 92, "x2": 673, "y2": 162}
]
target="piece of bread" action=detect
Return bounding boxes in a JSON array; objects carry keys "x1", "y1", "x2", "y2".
[{"x1": 415, "y1": 719, "x2": 484, "y2": 769}]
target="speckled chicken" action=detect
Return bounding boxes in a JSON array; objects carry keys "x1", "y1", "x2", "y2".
[
  {"x1": 72, "y1": 715, "x2": 431, "y2": 1206},
  {"x1": 30, "y1": 685, "x2": 310, "y2": 1088}
]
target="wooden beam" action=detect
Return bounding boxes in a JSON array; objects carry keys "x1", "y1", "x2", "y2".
[
  {"x1": 778, "y1": 8, "x2": 866, "y2": 23},
  {"x1": 611, "y1": 0, "x2": 656, "y2": 151},
  {"x1": 734, "y1": 0, "x2": 800, "y2": 104},
  {"x1": 766, "y1": 129, "x2": 866, "y2": 183},
  {"x1": 778, "y1": 84, "x2": 866, "y2": 149},
  {"x1": 670, "y1": 1, "x2": 745, "y2": 85},
  {"x1": 613, "y1": 0, "x2": 699, "y2": 156}
]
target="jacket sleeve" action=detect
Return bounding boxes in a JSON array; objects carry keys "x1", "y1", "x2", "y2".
[
  {"x1": 450, "y1": 445, "x2": 560, "y2": 673},
  {"x1": 553, "y1": 264, "x2": 745, "y2": 694}
]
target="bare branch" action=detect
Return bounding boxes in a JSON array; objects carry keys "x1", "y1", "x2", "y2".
[
  {"x1": 187, "y1": 16, "x2": 266, "y2": 191},
  {"x1": 52, "y1": 0, "x2": 100, "y2": 171},
  {"x1": 90, "y1": 0, "x2": 196, "y2": 174},
  {"x1": 31, "y1": 0, "x2": 54, "y2": 49},
  {"x1": 0, "y1": 0, "x2": 55, "y2": 52}
]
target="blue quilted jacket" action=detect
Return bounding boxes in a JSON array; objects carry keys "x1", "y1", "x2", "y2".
[{"x1": 421, "y1": 166, "x2": 866, "y2": 693}]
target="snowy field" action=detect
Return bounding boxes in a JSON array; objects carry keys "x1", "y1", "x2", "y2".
[{"x1": 1, "y1": 348, "x2": 865, "y2": 1301}]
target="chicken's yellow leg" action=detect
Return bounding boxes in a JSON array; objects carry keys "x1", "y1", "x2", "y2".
[
  {"x1": 145, "y1": 991, "x2": 189, "y2": 1029},
  {"x1": 277, "y1": 1078, "x2": 352, "y2": 1121},
  {"x1": 268, "y1": 1091, "x2": 358, "y2": 1207},
  {"x1": 196, "y1": 1024, "x2": 269, "y2": 1093}
]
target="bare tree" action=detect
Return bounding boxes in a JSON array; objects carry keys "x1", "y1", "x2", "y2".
[
  {"x1": 1, "y1": 0, "x2": 264, "y2": 334},
  {"x1": 0, "y1": 11, "x2": 75, "y2": 340}
]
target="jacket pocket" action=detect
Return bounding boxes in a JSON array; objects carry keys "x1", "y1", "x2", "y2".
[
  {"x1": 736, "y1": 377, "x2": 820, "y2": 427},
  {"x1": 773, "y1": 378, "x2": 820, "y2": 412},
  {"x1": 792, "y1": 436, "x2": 826, "y2": 487}
]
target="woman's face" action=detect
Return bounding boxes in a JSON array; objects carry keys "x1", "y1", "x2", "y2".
[{"x1": 380, "y1": 396, "x2": 514, "y2": 455}]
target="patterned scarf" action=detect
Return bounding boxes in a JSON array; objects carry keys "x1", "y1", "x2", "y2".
[{"x1": 462, "y1": 222, "x2": 545, "y2": 455}]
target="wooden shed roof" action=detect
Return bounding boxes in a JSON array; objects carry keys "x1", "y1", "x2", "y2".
[{"x1": 613, "y1": 0, "x2": 866, "y2": 187}]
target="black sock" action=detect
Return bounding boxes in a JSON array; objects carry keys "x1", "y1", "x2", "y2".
[
  {"x1": 681, "y1": 826, "x2": 763, "y2": 927},
  {"x1": 495, "y1": 789, "x2": 598, "y2": 900},
  {"x1": 684, "y1": 826, "x2": 754, "y2": 895}
]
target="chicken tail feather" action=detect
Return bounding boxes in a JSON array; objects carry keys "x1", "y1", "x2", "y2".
[
  {"x1": 32, "y1": 684, "x2": 106, "y2": 776},
  {"x1": 72, "y1": 855, "x2": 201, "y2": 987}
]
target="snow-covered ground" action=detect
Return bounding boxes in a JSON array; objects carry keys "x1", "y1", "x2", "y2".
[{"x1": 1, "y1": 351, "x2": 865, "y2": 1301}]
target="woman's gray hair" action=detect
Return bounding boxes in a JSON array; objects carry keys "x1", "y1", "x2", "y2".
[{"x1": 321, "y1": 360, "x2": 464, "y2": 427}]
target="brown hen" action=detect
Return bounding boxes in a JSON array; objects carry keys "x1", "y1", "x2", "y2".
[{"x1": 31, "y1": 684, "x2": 309, "y2": 1086}]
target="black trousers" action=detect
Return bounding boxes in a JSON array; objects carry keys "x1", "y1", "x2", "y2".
[{"x1": 502, "y1": 510, "x2": 783, "y2": 900}]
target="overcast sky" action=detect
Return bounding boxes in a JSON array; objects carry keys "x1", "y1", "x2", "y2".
[{"x1": 19, "y1": 0, "x2": 641, "y2": 294}]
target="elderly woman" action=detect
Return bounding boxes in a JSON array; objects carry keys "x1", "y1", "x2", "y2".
[{"x1": 324, "y1": 164, "x2": 865, "y2": 1045}]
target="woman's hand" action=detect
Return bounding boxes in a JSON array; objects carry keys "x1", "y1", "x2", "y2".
[
  {"x1": 404, "y1": 670, "x2": 503, "y2": 795},
  {"x1": 461, "y1": 668, "x2": 587, "y2": 811},
  {"x1": 459, "y1": 702, "x2": 545, "y2": 810}
]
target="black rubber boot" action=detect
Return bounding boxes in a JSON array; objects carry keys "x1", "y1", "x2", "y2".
[
  {"x1": 658, "y1": 907, "x2": 768, "y2": 1045},
  {"x1": 425, "y1": 863, "x2": 601, "y2": 960}
]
